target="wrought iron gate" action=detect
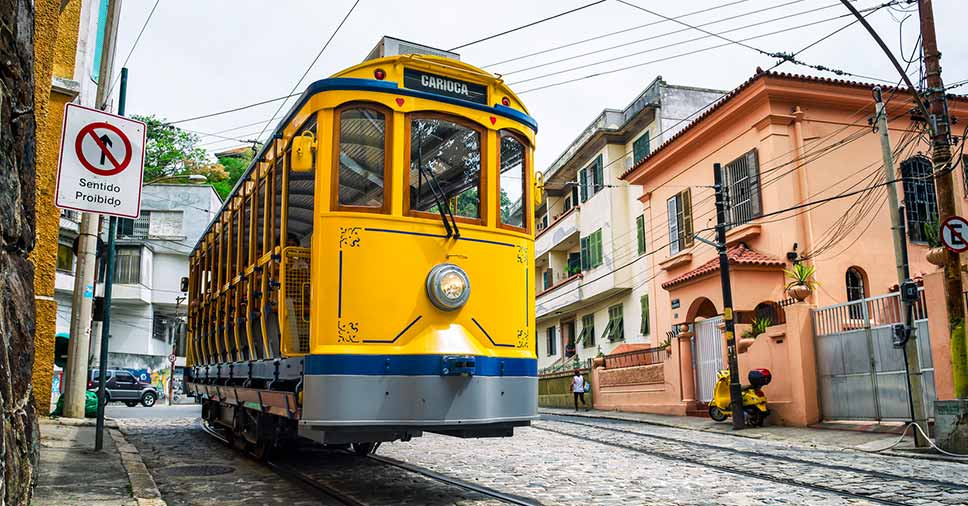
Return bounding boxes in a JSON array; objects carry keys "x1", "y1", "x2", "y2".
[
  {"x1": 812, "y1": 291, "x2": 936, "y2": 421},
  {"x1": 694, "y1": 316, "x2": 725, "y2": 402}
]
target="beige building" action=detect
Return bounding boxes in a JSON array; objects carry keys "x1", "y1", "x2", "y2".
[{"x1": 534, "y1": 77, "x2": 722, "y2": 371}]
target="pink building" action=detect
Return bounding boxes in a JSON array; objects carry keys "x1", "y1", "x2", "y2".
[{"x1": 596, "y1": 71, "x2": 968, "y2": 425}]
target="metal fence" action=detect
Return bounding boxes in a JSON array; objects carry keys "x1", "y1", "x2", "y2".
[
  {"x1": 539, "y1": 356, "x2": 592, "y2": 376},
  {"x1": 813, "y1": 289, "x2": 927, "y2": 337},
  {"x1": 603, "y1": 346, "x2": 664, "y2": 369},
  {"x1": 812, "y1": 289, "x2": 935, "y2": 421}
]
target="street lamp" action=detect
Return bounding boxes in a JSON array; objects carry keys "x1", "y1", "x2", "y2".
[{"x1": 144, "y1": 174, "x2": 207, "y2": 185}]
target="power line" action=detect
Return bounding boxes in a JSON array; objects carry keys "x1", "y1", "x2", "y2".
[
  {"x1": 450, "y1": 0, "x2": 608, "y2": 51},
  {"x1": 166, "y1": 93, "x2": 299, "y2": 126},
  {"x1": 255, "y1": 0, "x2": 361, "y2": 142},
  {"x1": 100, "y1": 0, "x2": 161, "y2": 109},
  {"x1": 484, "y1": 0, "x2": 752, "y2": 68}
]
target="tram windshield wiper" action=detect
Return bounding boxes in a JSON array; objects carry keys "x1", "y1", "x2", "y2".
[{"x1": 417, "y1": 162, "x2": 460, "y2": 239}]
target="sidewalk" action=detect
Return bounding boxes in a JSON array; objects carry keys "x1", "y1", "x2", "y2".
[
  {"x1": 538, "y1": 407, "x2": 945, "y2": 459},
  {"x1": 34, "y1": 417, "x2": 166, "y2": 506}
]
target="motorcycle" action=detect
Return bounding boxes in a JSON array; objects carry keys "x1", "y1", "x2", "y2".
[{"x1": 707, "y1": 368, "x2": 772, "y2": 427}]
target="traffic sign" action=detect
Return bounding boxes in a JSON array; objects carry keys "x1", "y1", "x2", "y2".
[
  {"x1": 55, "y1": 103, "x2": 146, "y2": 218},
  {"x1": 940, "y1": 216, "x2": 968, "y2": 254}
]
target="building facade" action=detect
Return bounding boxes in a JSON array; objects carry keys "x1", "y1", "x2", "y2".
[
  {"x1": 55, "y1": 184, "x2": 221, "y2": 373},
  {"x1": 534, "y1": 78, "x2": 723, "y2": 370},
  {"x1": 606, "y1": 71, "x2": 968, "y2": 424}
]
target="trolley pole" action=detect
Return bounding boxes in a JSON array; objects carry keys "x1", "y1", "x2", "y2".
[
  {"x1": 713, "y1": 163, "x2": 745, "y2": 429},
  {"x1": 95, "y1": 68, "x2": 126, "y2": 451},
  {"x1": 872, "y1": 88, "x2": 930, "y2": 446},
  {"x1": 919, "y1": 0, "x2": 967, "y2": 399}
]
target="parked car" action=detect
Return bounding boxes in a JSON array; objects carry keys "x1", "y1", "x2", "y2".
[{"x1": 88, "y1": 369, "x2": 158, "y2": 407}]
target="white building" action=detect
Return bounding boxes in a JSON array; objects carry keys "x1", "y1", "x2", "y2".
[
  {"x1": 56, "y1": 184, "x2": 221, "y2": 371},
  {"x1": 534, "y1": 77, "x2": 723, "y2": 371}
]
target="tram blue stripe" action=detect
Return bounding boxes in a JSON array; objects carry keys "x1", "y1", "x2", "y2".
[{"x1": 304, "y1": 354, "x2": 537, "y2": 377}]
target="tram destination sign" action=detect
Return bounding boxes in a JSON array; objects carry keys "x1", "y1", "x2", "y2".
[
  {"x1": 403, "y1": 68, "x2": 487, "y2": 105},
  {"x1": 55, "y1": 104, "x2": 145, "y2": 219}
]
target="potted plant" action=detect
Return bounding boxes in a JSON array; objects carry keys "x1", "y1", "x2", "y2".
[
  {"x1": 658, "y1": 336, "x2": 673, "y2": 356},
  {"x1": 784, "y1": 263, "x2": 818, "y2": 302},
  {"x1": 739, "y1": 316, "x2": 771, "y2": 353},
  {"x1": 924, "y1": 218, "x2": 946, "y2": 267}
]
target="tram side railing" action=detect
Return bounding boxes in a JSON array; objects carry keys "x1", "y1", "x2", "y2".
[{"x1": 280, "y1": 246, "x2": 312, "y2": 354}]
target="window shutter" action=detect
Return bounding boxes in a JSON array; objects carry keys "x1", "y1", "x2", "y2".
[
  {"x1": 747, "y1": 149, "x2": 762, "y2": 217},
  {"x1": 580, "y1": 236, "x2": 590, "y2": 270},
  {"x1": 636, "y1": 215, "x2": 646, "y2": 255},
  {"x1": 591, "y1": 230, "x2": 603, "y2": 267},
  {"x1": 594, "y1": 155, "x2": 604, "y2": 193},
  {"x1": 681, "y1": 189, "x2": 694, "y2": 248},
  {"x1": 633, "y1": 132, "x2": 651, "y2": 163},
  {"x1": 640, "y1": 294, "x2": 650, "y2": 336},
  {"x1": 667, "y1": 197, "x2": 680, "y2": 255},
  {"x1": 578, "y1": 168, "x2": 588, "y2": 202}
]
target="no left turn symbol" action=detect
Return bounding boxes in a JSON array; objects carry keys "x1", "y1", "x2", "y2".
[
  {"x1": 941, "y1": 216, "x2": 968, "y2": 254},
  {"x1": 75, "y1": 122, "x2": 133, "y2": 176}
]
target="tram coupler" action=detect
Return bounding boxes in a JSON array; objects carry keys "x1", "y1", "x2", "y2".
[{"x1": 440, "y1": 355, "x2": 476, "y2": 376}]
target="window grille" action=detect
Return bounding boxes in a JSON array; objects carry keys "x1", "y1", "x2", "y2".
[
  {"x1": 900, "y1": 156, "x2": 938, "y2": 243},
  {"x1": 118, "y1": 211, "x2": 150, "y2": 238},
  {"x1": 723, "y1": 149, "x2": 762, "y2": 228}
]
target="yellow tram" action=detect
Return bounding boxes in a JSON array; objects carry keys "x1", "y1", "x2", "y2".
[{"x1": 184, "y1": 38, "x2": 539, "y2": 454}]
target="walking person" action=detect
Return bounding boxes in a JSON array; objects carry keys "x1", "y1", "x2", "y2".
[{"x1": 572, "y1": 369, "x2": 587, "y2": 412}]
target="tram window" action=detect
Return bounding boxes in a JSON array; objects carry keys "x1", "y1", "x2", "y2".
[
  {"x1": 499, "y1": 132, "x2": 527, "y2": 229},
  {"x1": 337, "y1": 107, "x2": 387, "y2": 209},
  {"x1": 286, "y1": 119, "x2": 317, "y2": 246},
  {"x1": 229, "y1": 206, "x2": 239, "y2": 277},
  {"x1": 240, "y1": 192, "x2": 251, "y2": 268},
  {"x1": 256, "y1": 177, "x2": 267, "y2": 256},
  {"x1": 409, "y1": 116, "x2": 482, "y2": 220}
]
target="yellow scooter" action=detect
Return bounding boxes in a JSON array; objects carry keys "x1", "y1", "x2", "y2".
[{"x1": 707, "y1": 368, "x2": 772, "y2": 427}]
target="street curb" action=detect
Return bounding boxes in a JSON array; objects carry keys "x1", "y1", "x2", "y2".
[
  {"x1": 108, "y1": 427, "x2": 168, "y2": 506},
  {"x1": 539, "y1": 409, "x2": 968, "y2": 464},
  {"x1": 42, "y1": 416, "x2": 119, "y2": 429}
]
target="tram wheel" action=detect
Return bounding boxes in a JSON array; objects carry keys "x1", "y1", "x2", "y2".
[{"x1": 352, "y1": 442, "x2": 375, "y2": 456}]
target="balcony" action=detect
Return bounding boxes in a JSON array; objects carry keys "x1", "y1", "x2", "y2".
[
  {"x1": 59, "y1": 209, "x2": 81, "y2": 234},
  {"x1": 536, "y1": 206, "x2": 580, "y2": 259},
  {"x1": 536, "y1": 274, "x2": 582, "y2": 320}
]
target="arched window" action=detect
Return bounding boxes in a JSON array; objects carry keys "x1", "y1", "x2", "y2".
[{"x1": 846, "y1": 267, "x2": 866, "y2": 302}]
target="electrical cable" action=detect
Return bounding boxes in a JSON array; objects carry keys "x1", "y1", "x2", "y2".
[
  {"x1": 255, "y1": 0, "x2": 361, "y2": 141},
  {"x1": 99, "y1": 0, "x2": 161, "y2": 109},
  {"x1": 449, "y1": 0, "x2": 608, "y2": 51}
]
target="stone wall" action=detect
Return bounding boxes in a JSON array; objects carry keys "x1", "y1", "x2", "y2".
[
  {"x1": 538, "y1": 369, "x2": 592, "y2": 409},
  {"x1": 2, "y1": 0, "x2": 38, "y2": 503},
  {"x1": 598, "y1": 363, "x2": 664, "y2": 387}
]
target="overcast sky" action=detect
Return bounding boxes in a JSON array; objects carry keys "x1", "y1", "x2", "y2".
[{"x1": 112, "y1": 0, "x2": 968, "y2": 171}]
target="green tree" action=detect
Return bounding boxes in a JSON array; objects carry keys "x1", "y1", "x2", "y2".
[
  {"x1": 134, "y1": 114, "x2": 210, "y2": 181},
  {"x1": 211, "y1": 149, "x2": 255, "y2": 199}
]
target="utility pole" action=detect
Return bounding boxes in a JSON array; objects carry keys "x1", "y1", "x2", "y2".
[
  {"x1": 873, "y1": 87, "x2": 929, "y2": 446},
  {"x1": 62, "y1": 0, "x2": 121, "y2": 419},
  {"x1": 919, "y1": 0, "x2": 967, "y2": 400},
  {"x1": 94, "y1": 66, "x2": 126, "y2": 452},
  {"x1": 713, "y1": 163, "x2": 745, "y2": 429}
]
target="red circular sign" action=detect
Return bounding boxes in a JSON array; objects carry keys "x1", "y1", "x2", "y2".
[
  {"x1": 74, "y1": 122, "x2": 133, "y2": 176},
  {"x1": 941, "y1": 216, "x2": 968, "y2": 254}
]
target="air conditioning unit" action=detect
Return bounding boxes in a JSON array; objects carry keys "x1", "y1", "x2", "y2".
[{"x1": 365, "y1": 36, "x2": 459, "y2": 62}]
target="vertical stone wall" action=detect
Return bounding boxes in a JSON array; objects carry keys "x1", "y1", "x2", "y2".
[
  {"x1": 538, "y1": 369, "x2": 592, "y2": 409},
  {"x1": 1, "y1": 0, "x2": 38, "y2": 503}
]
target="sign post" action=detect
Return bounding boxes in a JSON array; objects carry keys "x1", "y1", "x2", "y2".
[{"x1": 168, "y1": 353, "x2": 176, "y2": 406}]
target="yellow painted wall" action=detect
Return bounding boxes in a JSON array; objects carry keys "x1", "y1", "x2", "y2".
[{"x1": 33, "y1": 0, "x2": 82, "y2": 415}]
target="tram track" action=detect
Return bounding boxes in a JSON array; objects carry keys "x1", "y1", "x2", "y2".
[
  {"x1": 536, "y1": 415, "x2": 967, "y2": 506},
  {"x1": 199, "y1": 420, "x2": 540, "y2": 506}
]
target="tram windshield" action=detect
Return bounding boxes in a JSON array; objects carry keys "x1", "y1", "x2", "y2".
[{"x1": 409, "y1": 117, "x2": 482, "y2": 219}]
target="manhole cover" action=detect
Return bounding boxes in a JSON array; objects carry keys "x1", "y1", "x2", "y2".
[{"x1": 159, "y1": 465, "x2": 235, "y2": 477}]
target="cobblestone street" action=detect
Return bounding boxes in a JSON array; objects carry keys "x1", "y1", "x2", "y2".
[{"x1": 115, "y1": 413, "x2": 968, "y2": 506}]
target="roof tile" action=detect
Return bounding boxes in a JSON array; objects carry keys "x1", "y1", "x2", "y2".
[{"x1": 661, "y1": 243, "x2": 785, "y2": 290}]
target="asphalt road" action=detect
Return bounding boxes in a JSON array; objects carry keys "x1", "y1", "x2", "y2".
[{"x1": 105, "y1": 403, "x2": 201, "y2": 420}]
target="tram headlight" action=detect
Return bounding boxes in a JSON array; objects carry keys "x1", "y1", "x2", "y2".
[{"x1": 426, "y1": 264, "x2": 470, "y2": 311}]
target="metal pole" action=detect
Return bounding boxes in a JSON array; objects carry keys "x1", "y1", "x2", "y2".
[
  {"x1": 95, "y1": 67, "x2": 127, "y2": 451},
  {"x1": 873, "y1": 88, "x2": 930, "y2": 446},
  {"x1": 714, "y1": 163, "x2": 745, "y2": 429},
  {"x1": 919, "y1": 0, "x2": 967, "y2": 400},
  {"x1": 62, "y1": 0, "x2": 121, "y2": 419}
]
